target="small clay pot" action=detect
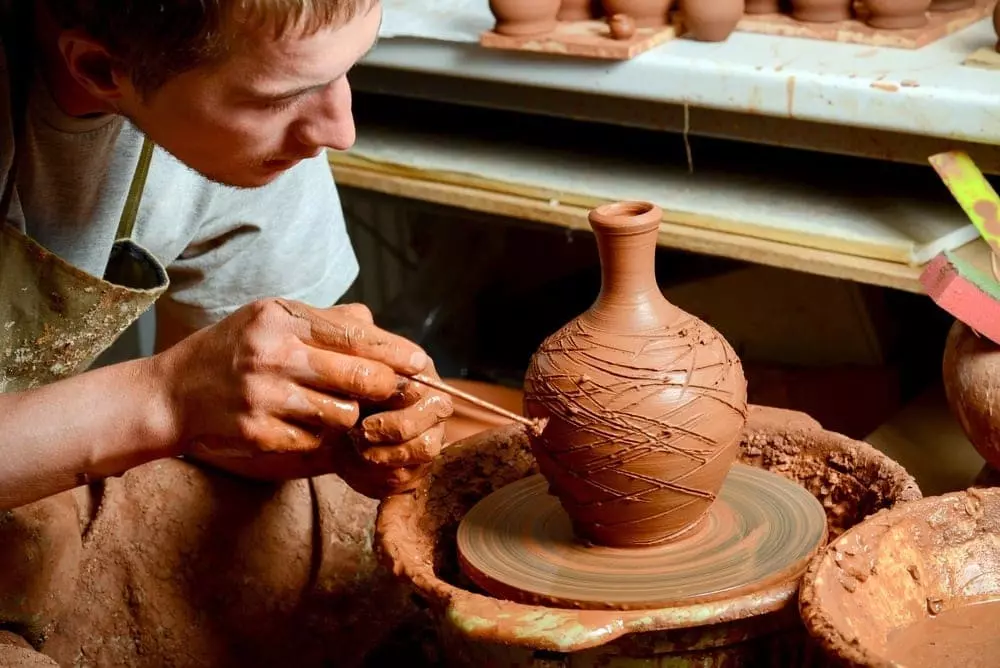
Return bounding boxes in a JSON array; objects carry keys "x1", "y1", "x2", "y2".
[
  {"x1": 602, "y1": 0, "x2": 674, "y2": 27},
  {"x1": 489, "y1": 0, "x2": 561, "y2": 35},
  {"x1": 790, "y1": 0, "x2": 852, "y2": 21},
  {"x1": 994, "y1": 0, "x2": 1000, "y2": 52},
  {"x1": 683, "y1": 0, "x2": 745, "y2": 40},
  {"x1": 607, "y1": 13, "x2": 638, "y2": 38},
  {"x1": 864, "y1": 0, "x2": 930, "y2": 28},
  {"x1": 558, "y1": 0, "x2": 595, "y2": 20},
  {"x1": 929, "y1": 0, "x2": 973, "y2": 10},
  {"x1": 745, "y1": 0, "x2": 781, "y2": 14},
  {"x1": 942, "y1": 321, "x2": 1000, "y2": 471}
]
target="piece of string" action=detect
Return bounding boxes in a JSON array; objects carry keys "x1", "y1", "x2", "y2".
[{"x1": 682, "y1": 103, "x2": 694, "y2": 174}]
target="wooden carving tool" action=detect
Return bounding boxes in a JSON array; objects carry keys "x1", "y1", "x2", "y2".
[{"x1": 408, "y1": 374, "x2": 548, "y2": 436}]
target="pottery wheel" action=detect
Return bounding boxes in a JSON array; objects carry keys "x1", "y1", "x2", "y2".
[{"x1": 457, "y1": 463, "x2": 827, "y2": 610}]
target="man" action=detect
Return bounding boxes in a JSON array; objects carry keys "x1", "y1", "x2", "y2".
[{"x1": 0, "y1": 0, "x2": 451, "y2": 665}]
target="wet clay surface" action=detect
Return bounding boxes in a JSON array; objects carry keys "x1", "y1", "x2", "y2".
[
  {"x1": 376, "y1": 406, "x2": 920, "y2": 652},
  {"x1": 456, "y1": 465, "x2": 826, "y2": 610},
  {"x1": 0, "y1": 460, "x2": 416, "y2": 667},
  {"x1": 943, "y1": 320, "x2": 1000, "y2": 471},
  {"x1": 884, "y1": 599, "x2": 1000, "y2": 667},
  {"x1": 801, "y1": 488, "x2": 1000, "y2": 668},
  {"x1": 523, "y1": 202, "x2": 748, "y2": 547}
]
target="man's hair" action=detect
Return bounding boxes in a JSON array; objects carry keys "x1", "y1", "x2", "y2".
[{"x1": 45, "y1": 0, "x2": 374, "y2": 96}]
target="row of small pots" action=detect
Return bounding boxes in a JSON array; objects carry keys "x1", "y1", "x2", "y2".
[{"x1": 490, "y1": 0, "x2": 981, "y2": 44}]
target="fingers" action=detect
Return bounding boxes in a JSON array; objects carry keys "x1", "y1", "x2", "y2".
[
  {"x1": 294, "y1": 348, "x2": 401, "y2": 402},
  {"x1": 359, "y1": 424, "x2": 446, "y2": 467},
  {"x1": 276, "y1": 299, "x2": 428, "y2": 376},
  {"x1": 360, "y1": 393, "x2": 453, "y2": 444},
  {"x1": 328, "y1": 303, "x2": 374, "y2": 323},
  {"x1": 275, "y1": 385, "x2": 360, "y2": 432},
  {"x1": 191, "y1": 414, "x2": 323, "y2": 456}
]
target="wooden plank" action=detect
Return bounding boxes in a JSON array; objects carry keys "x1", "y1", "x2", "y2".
[
  {"x1": 331, "y1": 160, "x2": 940, "y2": 292},
  {"x1": 735, "y1": 0, "x2": 992, "y2": 48},
  {"x1": 480, "y1": 20, "x2": 678, "y2": 59},
  {"x1": 330, "y1": 128, "x2": 977, "y2": 266}
]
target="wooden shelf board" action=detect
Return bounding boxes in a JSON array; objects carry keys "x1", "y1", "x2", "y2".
[
  {"x1": 330, "y1": 158, "x2": 992, "y2": 293},
  {"x1": 736, "y1": 0, "x2": 993, "y2": 48}
]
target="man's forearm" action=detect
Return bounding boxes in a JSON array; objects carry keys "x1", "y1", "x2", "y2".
[{"x1": 0, "y1": 357, "x2": 179, "y2": 510}]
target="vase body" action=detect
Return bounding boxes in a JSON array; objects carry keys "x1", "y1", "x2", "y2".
[
  {"x1": 490, "y1": 0, "x2": 561, "y2": 35},
  {"x1": 559, "y1": 0, "x2": 596, "y2": 20},
  {"x1": 523, "y1": 201, "x2": 748, "y2": 548},
  {"x1": 790, "y1": 0, "x2": 852, "y2": 21},
  {"x1": 943, "y1": 321, "x2": 1000, "y2": 471},
  {"x1": 683, "y1": 0, "x2": 745, "y2": 40},
  {"x1": 601, "y1": 0, "x2": 674, "y2": 26},
  {"x1": 864, "y1": 0, "x2": 930, "y2": 27}
]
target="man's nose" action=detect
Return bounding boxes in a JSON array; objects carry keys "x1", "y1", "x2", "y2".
[{"x1": 292, "y1": 78, "x2": 356, "y2": 151}]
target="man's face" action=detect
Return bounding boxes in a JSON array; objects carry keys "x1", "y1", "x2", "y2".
[{"x1": 116, "y1": 3, "x2": 381, "y2": 188}]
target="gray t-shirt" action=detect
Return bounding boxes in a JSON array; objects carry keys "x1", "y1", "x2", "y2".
[{"x1": 0, "y1": 46, "x2": 359, "y2": 333}]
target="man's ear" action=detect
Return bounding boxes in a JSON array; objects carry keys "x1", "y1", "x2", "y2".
[{"x1": 56, "y1": 29, "x2": 131, "y2": 107}]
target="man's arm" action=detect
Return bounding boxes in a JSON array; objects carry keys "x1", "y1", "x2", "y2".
[{"x1": 0, "y1": 355, "x2": 176, "y2": 509}]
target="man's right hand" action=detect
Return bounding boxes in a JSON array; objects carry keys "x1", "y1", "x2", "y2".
[{"x1": 154, "y1": 299, "x2": 431, "y2": 461}]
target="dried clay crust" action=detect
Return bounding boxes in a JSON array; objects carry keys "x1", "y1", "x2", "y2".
[{"x1": 375, "y1": 405, "x2": 920, "y2": 652}]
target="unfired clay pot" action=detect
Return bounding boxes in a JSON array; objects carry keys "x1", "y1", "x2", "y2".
[
  {"x1": 929, "y1": 0, "x2": 974, "y2": 11},
  {"x1": 994, "y1": 0, "x2": 1000, "y2": 52},
  {"x1": 683, "y1": 0, "x2": 746, "y2": 40},
  {"x1": 745, "y1": 0, "x2": 781, "y2": 14},
  {"x1": 489, "y1": 0, "x2": 561, "y2": 35},
  {"x1": 942, "y1": 321, "x2": 1000, "y2": 471},
  {"x1": 558, "y1": 0, "x2": 595, "y2": 20},
  {"x1": 522, "y1": 201, "x2": 749, "y2": 547},
  {"x1": 601, "y1": 0, "x2": 673, "y2": 26},
  {"x1": 790, "y1": 0, "x2": 853, "y2": 21},
  {"x1": 864, "y1": 0, "x2": 930, "y2": 28}
]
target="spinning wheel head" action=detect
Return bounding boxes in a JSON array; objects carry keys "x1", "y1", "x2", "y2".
[{"x1": 457, "y1": 464, "x2": 827, "y2": 611}]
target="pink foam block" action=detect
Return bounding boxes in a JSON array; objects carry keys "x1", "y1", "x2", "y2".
[{"x1": 921, "y1": 253, "x2": 1000, "y2": 347}]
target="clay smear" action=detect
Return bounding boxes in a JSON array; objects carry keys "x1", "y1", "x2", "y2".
[{"x1": 885, "y1": 599, "x2": 1000, "y2": 667}]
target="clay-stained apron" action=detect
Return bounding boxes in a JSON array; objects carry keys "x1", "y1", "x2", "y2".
[{"x1": 0, "y1": 7, "x2": 168, "y2": 647}]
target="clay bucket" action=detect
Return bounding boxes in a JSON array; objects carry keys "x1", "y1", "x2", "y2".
[
  {"x1": 801, "y1": 487, "x2": 1000, "y2": 667},
  {"x1": 376, "y1": 405, "x2": 921, "y2": 667}
]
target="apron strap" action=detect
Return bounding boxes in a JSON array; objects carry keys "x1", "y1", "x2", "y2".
[{"x1": 114, "y1": 135, "x2": 154, "y2": 241}]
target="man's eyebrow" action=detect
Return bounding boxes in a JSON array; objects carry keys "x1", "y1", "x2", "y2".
[{"x1": 240, "y1": 14, "x2": 383, "y2": 102}]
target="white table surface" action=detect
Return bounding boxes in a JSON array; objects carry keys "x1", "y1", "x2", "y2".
[{"x1": 371, "y1": 0, "x2": 1000, "y2": 145}]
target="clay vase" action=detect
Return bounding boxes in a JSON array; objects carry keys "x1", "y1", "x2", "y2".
[
  {"x1": 523, "y1": 201, "x2": 749, "y2": 548},
  {"x1": 864, "y1": 0, "x2": 930, "y2": 28},
  {"x1": 683, "y1": 0, "x2": 745, "y2": 40},
  {"x1": 942, "y1": 321, "x2": 1000, "y2": 471},
  {"x1": 559, "y1": 0, "x2": 595, "y2": 20},
  {"x1": 601, "y1": 0, "x2": 674, "y2": 27},
  {"x1": 490, "y1": 0, "x2": 562, "y2": 35},
  {"x1": 790, "y1": 0, "x2": 853, "y2": 21}
]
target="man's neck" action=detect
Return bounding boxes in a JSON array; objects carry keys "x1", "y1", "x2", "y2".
[{"x1": 32, "y1": 2, "x2": 116, "y2": 118}]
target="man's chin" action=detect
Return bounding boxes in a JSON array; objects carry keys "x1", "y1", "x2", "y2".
[{"x1": 198, "y1": 164, "x2": 289, "y2": 190}]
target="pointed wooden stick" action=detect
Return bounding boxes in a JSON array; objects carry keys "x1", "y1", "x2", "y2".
[{"x1": 408, "y1": 374, "x2": 548, "y2": 436}]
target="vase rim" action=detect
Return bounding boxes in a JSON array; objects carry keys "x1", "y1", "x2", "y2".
[{"x1": 589, "y1": 201, "x2": 662, "y2": 234}]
